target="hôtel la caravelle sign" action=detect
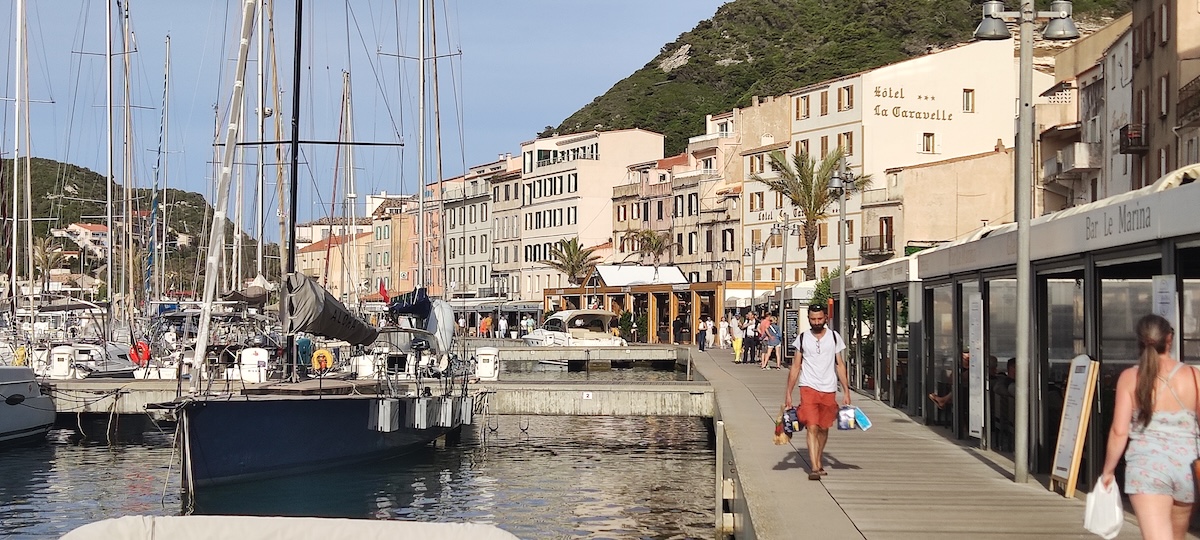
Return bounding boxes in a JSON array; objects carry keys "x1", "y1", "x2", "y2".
[{"x1": 871, "y1": 86, "x2": 955, "y2": 122}]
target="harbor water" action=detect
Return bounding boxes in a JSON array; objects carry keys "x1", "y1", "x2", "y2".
[{"x1": 0, "y1": 414, "x2": 714, "y2": 539}]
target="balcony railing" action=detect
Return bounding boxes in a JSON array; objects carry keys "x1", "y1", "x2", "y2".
[
  {"x1": 860, "y1": 234, "x2": 895, "y2": 257},
  {"x1": 536, "y1": 152, "x2": 599, "y2": 168},
  {"x1": 1119, "y1": 124, "x2": 1148, "y2": 154},
  {"x1": 1180, "y1": 74, "x2": 1200, "y2": 128},
  {"x1": 861, "y1": 188, "x2": 902, "y2": 206}
]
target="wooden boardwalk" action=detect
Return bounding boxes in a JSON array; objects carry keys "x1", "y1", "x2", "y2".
[{"x1": 690, "y1": 346, "x2": 1157, "y2": 540}]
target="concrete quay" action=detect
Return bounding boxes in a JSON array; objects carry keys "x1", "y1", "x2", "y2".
[{"x1": 690, "y1": 346, "x2": 1154, "y2": 540}]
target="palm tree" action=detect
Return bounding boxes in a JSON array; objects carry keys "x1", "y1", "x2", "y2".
[
  {"x1": 754, "y1": 147, "x2": 871, "y2": 281},
  {"x1": 542, "y1": 237, "x2": 602, "y2": 287},
  {"x1": 623, "y1": 229, "x2": 674, "y2": 280},
  {"x1": 32, "y1": 237, "x2": 66, "y2": 293}
]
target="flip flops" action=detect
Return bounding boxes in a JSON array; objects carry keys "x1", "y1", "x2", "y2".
[{"x1": 808, "y1": 469, "x2": 827, "y2": 480}]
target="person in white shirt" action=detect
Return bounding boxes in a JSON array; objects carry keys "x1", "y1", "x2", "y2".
[
  {"x1": 784, "y1": 304, "x2": 850, "y2": 481},
  {"x1": 457, "y1": 315, "x2": 467, "y2": 337},
  {"x1": 498, "y1": 316, "x2": 509, "y2": 339},
  {"x1": 705, "y1": 317, "x2": 716, "y2": 349},
  {"x1": 718, "y1": 317, "x2": 730, "y2": 349}
]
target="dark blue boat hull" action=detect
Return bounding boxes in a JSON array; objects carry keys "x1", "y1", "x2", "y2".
[{"x1": 181, "y1": 396, "x2": 457, "y2": 487}]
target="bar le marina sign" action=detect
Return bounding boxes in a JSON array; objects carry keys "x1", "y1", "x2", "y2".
[
  {"x1": 1085, "y1": 202, "x2": 1152, "y2": 240},
  {"x1": 871, "y1": 86, "x2": 955, "y2": 121}
]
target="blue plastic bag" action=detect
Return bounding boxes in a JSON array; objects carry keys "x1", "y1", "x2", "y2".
[{"x1": 853, "y1": 406, "x2": 872, "y2": 431}]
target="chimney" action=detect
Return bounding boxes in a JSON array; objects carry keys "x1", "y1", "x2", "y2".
[{"x1": 994, "y1": 139, "x2": 1005, "y2": 152}]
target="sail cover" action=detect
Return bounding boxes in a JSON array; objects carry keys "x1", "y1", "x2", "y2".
[{"x1": 285, "y1": 273, "x2": 378, "y2": 346}]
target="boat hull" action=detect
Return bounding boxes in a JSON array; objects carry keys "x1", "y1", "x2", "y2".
[
  {"x1": 0, "y1": 367, "x2": 56, "y2": 447},
  {"x1": 180, "y1": 395, "x2": 467, "y2": 488}
]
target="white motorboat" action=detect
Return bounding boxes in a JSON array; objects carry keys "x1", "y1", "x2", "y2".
[
  {"x1": 31, "y1": 342, "x2": 138, "y2": 379},
  {"x1": 0, "y1": 366, "x2": 56, "y2": 446},
  {"x1": 522, "y1": 310, "x2": 627, "y2": 347}
]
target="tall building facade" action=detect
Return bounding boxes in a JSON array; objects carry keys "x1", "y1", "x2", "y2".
[
  {"x1": 515, "y1": 129, "x2": 663, "y2": 300},
  {"x1": 489, "y1": 164, "x2": 524, "y2": 299},
  {"x1": 1127, "y1": 0, "x2": 1200, "y2": 185},
  {"x1": 443, "y1": 158, "x2": 509, "y2": 298}
]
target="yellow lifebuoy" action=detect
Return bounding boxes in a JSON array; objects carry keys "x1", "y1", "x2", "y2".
[
  {"x1": 14, "y1": 346, "x2": 27, "y2": 366},
  {"x1": 311, "y1": 349, "x2": 335, "y2": 371}
]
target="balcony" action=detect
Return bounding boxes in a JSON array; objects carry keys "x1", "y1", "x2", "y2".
[
  {"x1": 861, "y1": 187, "x2": 902, "y2": 206},
  {"x1": 860, "y1": 234, "x2": 895, "y2": 258},
  {"x1": 1042, "y1": 142, "x2": 1100, "y2": 183},
  {"x1": 536, "y1": 151, "x2": 599, "y2": 168},
  {"x1": 613, "y1": 183, "x2": 641, "y2": 199},
  {"x1": 1119, "y1": 124, "x2": 1148, "y2": 154},
  {"x1": 1180, "y1": 74, "x2": 1200, "y2": 129}
]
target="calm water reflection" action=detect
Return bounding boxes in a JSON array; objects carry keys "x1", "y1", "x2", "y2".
[{"x1": 1, "y1": 416, "x2": 713, "y2": 539}]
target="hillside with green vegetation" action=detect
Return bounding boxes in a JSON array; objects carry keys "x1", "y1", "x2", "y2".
[
  {"x1": 547, "y1": 0, "x2": 1131, "y2": 154},
  {"x1": 2, "y1": 157, "x2": 273, "y2": 289}
]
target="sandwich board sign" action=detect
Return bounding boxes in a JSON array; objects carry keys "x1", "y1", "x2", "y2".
[{"x1": 1049, "y1": 354, "x2": 1099, "y2": 498}]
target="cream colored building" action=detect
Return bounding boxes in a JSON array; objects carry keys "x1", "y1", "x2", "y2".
[
  {"x1": 865, "y1": 147, "x2": 1015, "y2": 257},
  {"x1": 365, "y1": 196, "x2": 414, "y2": 299},
  {"x1": 517, "y1": 129, "x2": 663, "y2": 301},
  {"x1": 295, "y1": 231, "x2": 373, "y2": 304},
  {"x1": 743, "y1": 38, "x2": 1053, "y2": 279},
  {"x1": 444, "y1": 157, "x2": 511, "y2": 298},
  {"x1": 490, "y1": 165, "x2": 523, "y2": 299}
]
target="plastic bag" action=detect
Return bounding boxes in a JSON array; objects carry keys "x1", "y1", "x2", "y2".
[
  {"x1": 1084, "y1": 480, "x2": 1123, "y2": 539},
  {"x1": 837, "y1": 406, "x2": 856, "y2": 430},
  {"x1": 853, "y1": 406, "x2": 872, "y2": 431}
]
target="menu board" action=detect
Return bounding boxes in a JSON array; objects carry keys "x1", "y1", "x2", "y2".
[
  {"x1": 968, "y1": 293, "x2": 984, "y2": 439},
  {"x1": 1050, "y1": 354, "x2": 1099, "y2": 498}
]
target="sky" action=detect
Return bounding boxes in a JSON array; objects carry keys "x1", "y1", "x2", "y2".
[{"x1": 1, "y1": 0, "x2": 730, "y2": 239}]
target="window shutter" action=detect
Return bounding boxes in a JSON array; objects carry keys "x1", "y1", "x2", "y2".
[{"x1": 819, "y1": 223, "x2": 828, "y2": 247}]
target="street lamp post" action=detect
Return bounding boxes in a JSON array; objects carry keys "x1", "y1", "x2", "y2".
[
  {"x1": 745, "y1": 242, "x2": 765, "y2": 315},
  {"x1": 974, "y1": 0, "x2": 1077, "y2": 484},
  {"x1": 772, "y1": 216, "x2": 800, "y2": 359},
  {"x1": 830, "y1": 159, "x2": 850, "y2": 353}
]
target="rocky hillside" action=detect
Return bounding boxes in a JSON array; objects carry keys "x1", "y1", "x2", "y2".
[{"x1": 547, "y1": 0, "x2": 1131, "y2": 154}]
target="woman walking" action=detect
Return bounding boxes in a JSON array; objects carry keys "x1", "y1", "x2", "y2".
[
  {"x1": 1101, "y1": 314, "x2": 1198, "y2": 540},
  {"x1": 730, "y1": 314, "x2": 744, "y2": 363},
  {"x1": 760, "y1": 314, "x2": 782, "y2": 370}
]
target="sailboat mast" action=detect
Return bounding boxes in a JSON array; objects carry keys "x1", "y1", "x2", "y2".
[
  {"x1": 429, "y1": 1, "x2": 447, "y2": 296},
  {"x1": 255, "y1": 0, "x2": 266, "y2": 277},
  {"x1": 283, "y1": 0, "x2": 304, "y2": 378},
  {"x1": 416, "y1": 0, "x2": 426, "y2": 290},
  {"x1": 120, "y1": 2, "x2": 135, "y2": 319},
  {"x1": 105, "y1": 0, "x2": 114, "y2": 306},
  {"x1": 160, "y1": 37, "x2": 170, "y2": 302},
  {"x1": 190, "y1": 0, "x2": 259, "y2": 392},
  {"x1": 148, "y1": 36, "x2": 170, "y2": 307},
  {"x1": 344, "y1": 72, "x2": 360, "y2": 307},
  {"x1": 11, "y1": 0, "x2": 24, "y2": 306}
]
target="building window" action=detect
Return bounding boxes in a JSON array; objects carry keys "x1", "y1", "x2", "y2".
[
  {"x1": 818, "y1": 222, "x2": 828, "y2": 247},
  {"x1": 751, "y1": 154, "x2": 765, "y2": 174},
  {"x1": 688, "y1": 232, "x2": 696, "y2": 254},
  {"x1": 722, "y1": 228, "x2": 734, "y2": 252},
  {"x1": 820, "y1": 136, "x2": 829, "y2": 158},
  {"x1": 820, "y1": 91, "x2": 828, "y2": 116},
  {"x1": 775, "y1": 192, "x2": 784, "y2": 209},
  {"x1": 676, "y1": 233, "x2": 684, "y2": 256},
  {"x1": 838, "y1": 132, "x2": 854, "y2": 156},
  {"x1": 751, "y1": 228, "x2": 762, "y2": 248},
  {"x1": 705, "y1": 230, "x2": 714, "y2": 253},
  {"x1": 921, "y1": 133, "x2": 936, "y2": 153},
  {"x1": 617, "y1": 205, "x2": 627, "y2": 222},
  {"x1": 674, "y1": 195, "x2": 685, "y2": 216},
  {"x1": 749, "y1": 192, "x2": 764, "y2": 211},
  {"x1": 962, "y1": 89, "x2": 975, "y2": 113},
  {"x1": 656, "y1": 200, "x2": 664, "y2": 220},
  {"x1": 796, "y1": 95, "x2": 810, "y2": 120},
  {"x1": 1159, "y1": 74, "x2": 1169, "y2": 118},
  {"x1": 795, "y1": 139, "x2": 809, "y2": 157},
  {"x1": 771, "y1": 268, "x2": 781, "y2": 281},
  {"x1": 1158, "y1": 5, "x2": 1168, "y2": 46},
  {"x1": 842, "y1": 220, "x2": 855, "y2": 244},
  {"x1": 688, "y1": 193, "x2": 698, "y2": 216},
  {"x1": 794, "y1": 268, "x2": 802, "y2": 282},
  {"x1": 769, "y1": 229, "x2": 782, "y2": 248},
  {"x1": 820, "y1": 267, "x2": 829, "y2": 279},
  {"x1": 837, "y1": 85, "x2": 853, "y2": 111}
]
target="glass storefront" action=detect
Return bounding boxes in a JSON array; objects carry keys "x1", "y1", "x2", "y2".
[
  {"x1": 928, "y1": 284, "x2": 955, "y2": 428},
  {"x1": 1181, "y1": 247, "x2": 1200, "y2": 364},
  {"x1": 987, "y1": 278, "x2": 1017, "y2": 452}
]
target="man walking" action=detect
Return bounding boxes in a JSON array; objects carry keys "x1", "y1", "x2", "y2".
[
  {"x1": 742, "y1": 312, "x2": 758, "y2": 364},
  {"x1": 784, "y1": 304, "x2": 850, "y2": 481},
  {"x1": 498, "y1": 315, "x2": 509, "y2": 339}
]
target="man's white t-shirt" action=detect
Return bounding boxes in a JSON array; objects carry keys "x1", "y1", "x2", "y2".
[{"x1": 792, "y1": 329, "x2": 845, "y2": 393}]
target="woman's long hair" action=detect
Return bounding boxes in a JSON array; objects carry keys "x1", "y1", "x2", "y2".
[{"x1": 1134, "y1": 314, "x2": 1174, "y2": 428}]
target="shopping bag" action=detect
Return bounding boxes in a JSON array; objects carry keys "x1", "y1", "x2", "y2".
[
  {"x1": 853, "y1": 406, "x2": 872, "y2": 431},
  {"x1": 773, "y1": 408, "x2": 789, "y2": 445},
  {"x1": 837, "y1": 406, "x2": 856, "y2": 430},
  {"x1": 1083, "y1": 480, "x2": 1123, "y2": 539}
]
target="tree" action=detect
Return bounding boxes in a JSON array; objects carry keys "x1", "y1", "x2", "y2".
[
  {"x1": 542, "y1": 237, "x2": 602, "y2": 287},
  {"x1": 754, "y1": 147, "x2": 871, "y2": 281},
  {"x1": 32, "y1": 237, "x2": 66, "y2": 293},
  {"x1": 623, "y1": 229, "x2": 675, "y2": 280}
]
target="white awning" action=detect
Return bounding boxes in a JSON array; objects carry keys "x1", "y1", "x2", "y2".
[{"x1": 594, "y1": 264, "x2": 688, "y2": 286}]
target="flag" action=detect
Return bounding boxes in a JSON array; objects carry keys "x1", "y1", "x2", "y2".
[{"x1": 379, "y1": 281, "x2": 389, "y2": 303}]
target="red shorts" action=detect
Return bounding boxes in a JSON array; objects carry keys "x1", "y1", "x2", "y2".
[{"x1": 797, "y1": 386, "x2": 837, "y2": 429}]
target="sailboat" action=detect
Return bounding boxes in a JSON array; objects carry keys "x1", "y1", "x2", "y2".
[{"x1": 162, "y1": 0, "x2": 471, "y2": 494}]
